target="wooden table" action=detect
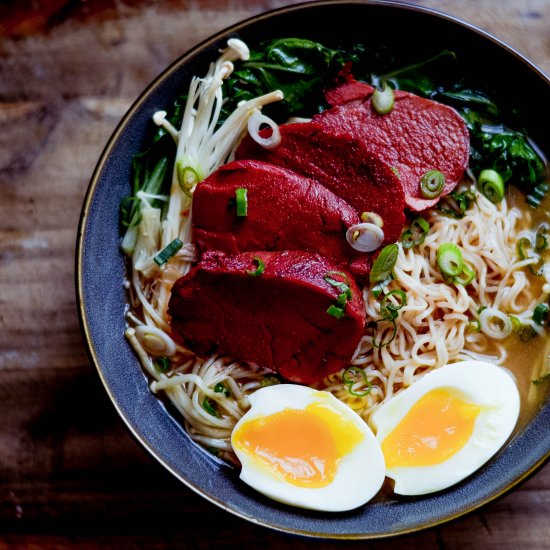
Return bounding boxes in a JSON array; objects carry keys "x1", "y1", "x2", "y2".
[{"x1": 1, "y1": 1, "x2": 549, "y2": 547}]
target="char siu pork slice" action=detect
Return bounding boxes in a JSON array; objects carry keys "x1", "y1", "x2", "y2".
[
  {"x1": 192, "y1": 159, "x2": 374, "y2": 277},
  {"x1": 316, "y1": 68, "x2": 470, "y2": 211},
  {"x1": 235, "y1": 123, "x2": 406, "y2": 246},
  {"x1": 168, "y1": 251, "x2": 365, "y2": 385}
]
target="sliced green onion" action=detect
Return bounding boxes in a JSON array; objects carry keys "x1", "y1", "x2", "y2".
[
  {"x1": 336, "y1": 292, "x2": 349, "y2": 307},
  {"x1": 154, "y1": 238, "x2": 183, "y2": 266},
  {"x1": 527, "y1": 182, "x2": 549, "y2": 208},
  {"x1": 420, "y1": 170, "x2": 445, "y2": 199},
  {"x1": 402, "y1": 216, "x2": 430, "y2": 249},
  {"x1": 371, "y1": 274, "x2": 394, "y2": 298},
  {"x1": 327, "y1": 305, "x2": 346, "y2": 319},
  {"x1": 533, "y1": 303, "x2": 549, "y2": 325},
  {"x1": 247, "y1": 257, "x2": 265, "y2": 277},
  {"x1": 535, "y1": 224, "x2": 549, "y2": 252},
  {"x1": 153, "y1": 356, "x2": 171, "y2": 373},
  {"x1": 235, "y1": 187, "x2": 248, "y2": 217},
  {"x1": 509, "y1": 315, "x2": 523, "y2": 333},
  {"x1": 454, "y1": 264, "x2": 476, "y2": 286},
  {"x1": 342, "y1": 366, "x2": 372, "y2": 397},
  {"x1": 369, "y1": 319, "x2": 397, "y2": 348},
  {"x1": 400, "y1": 230, "x2": 415, "y2": 250},
  {"x1": 438, "y1": 190, "x2": 476, "y2": 219},
  {"x1": 370, "y1": 244, "x2": 399, "y2": 284},
  {"x1": 177, "y1": 162, "x2": 201, "y2": 197},
  {"x1": 259, "y1": 375, "x2": 280, "y2": 388},
  {"x1": 380, "y1": 290, "x2": 407, "y2": 321},
  {"x1": 372, "y1": 82, "x2": 394, "y2": 115},
  {"x1": 214, "y1": 382, "x2": 231, "y2": 397},
  {"x1": 478, "y1": 169, "x2": 505, "y2": 203},
  {"x1": 477, "y1": 305, "x2": 488, "y2": 315},
  {"x1": 532, "y1": 372, "x2": 550, "y2": 385},
  {"x1": 361, "y1": 211, "x2": 384, "y2": 228},
  {"x1": 517, "y1": 236, "x2": 544, "y2": 276},
  {"x1": 202, "y1": 397, "x2": 220, "y2": 418},
  {"x1": 466, "y1": 320, "x2": 481, "y2": 332},
  {"x1": 437, "y1": 243, "x2": 464, "y2": 278}
]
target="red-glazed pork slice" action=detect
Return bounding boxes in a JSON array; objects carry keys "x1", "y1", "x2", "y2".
[
  {"x1": 235, "y1": 122, "x2": 406, "y2": 246},
  {"x1": 168, "y1": 251, "x2": 365, "y2": 385},
  {"x1": 192, "y1": 160, "x2": 371, "y2": 277},
  {"x1": 316, "y1": 70, "x2": 470, "y2": 211}
]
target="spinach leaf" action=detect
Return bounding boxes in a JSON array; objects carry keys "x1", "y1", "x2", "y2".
[{"x1": 220, "y1": 38, "x2": 363, "y2": 123}]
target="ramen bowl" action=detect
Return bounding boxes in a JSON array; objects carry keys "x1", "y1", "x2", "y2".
[{"x1": 77, "y1": 0, "x2": 550, "y2": 539}]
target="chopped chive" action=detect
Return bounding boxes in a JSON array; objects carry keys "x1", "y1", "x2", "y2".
[
  {"x1": 235, "y1": 188, "x2": 248, "y2": 217},
  {"x1": 247, "y1": 257, "x2": 265, "y2": 277},
  {"x1": 154, "y1": 238, "x2": 183, "y2": 266}
]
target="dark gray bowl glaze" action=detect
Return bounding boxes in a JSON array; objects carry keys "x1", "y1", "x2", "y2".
[{"x1": 77, "y1": 0, "x2": 550, "y2": 539}]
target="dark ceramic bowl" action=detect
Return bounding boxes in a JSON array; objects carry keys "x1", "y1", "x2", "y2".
[{"x1": 77, "y1": 0, "x2": 550, "y2": 539}]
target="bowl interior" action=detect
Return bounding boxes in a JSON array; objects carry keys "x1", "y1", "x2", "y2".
[{"x1": 78, "y1": 0, "x2": 550, "y2": 539}]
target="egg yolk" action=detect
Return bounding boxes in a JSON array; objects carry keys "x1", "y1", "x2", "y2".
[
  {"x1": 382, "y1": 389, "x2": 481, "y2": 468},
  {"x1": 233, "y1": 402, "x2": 364, "y2": 488}
]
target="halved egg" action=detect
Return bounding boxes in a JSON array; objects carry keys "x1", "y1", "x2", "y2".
[
  {"x1": 372, "y1": 360, "x2": 520, "y2": 495},
  {"x1": 231, "y1": 384, "x2": 385, "y2": 511}
]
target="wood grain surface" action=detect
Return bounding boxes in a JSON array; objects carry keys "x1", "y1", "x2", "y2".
[{"x1": 1, "y1": 1, "x2": 549, "y2": 548}]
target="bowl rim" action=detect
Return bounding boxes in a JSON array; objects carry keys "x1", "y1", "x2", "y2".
[{"x1": 76, "y1": 0, "x2": 550, "y2": 539}]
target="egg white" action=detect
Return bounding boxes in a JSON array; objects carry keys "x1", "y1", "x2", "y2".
[
  {"x1": 231, "y1": 384, "x2": 385, "y2": 512},
  {"x1": 372, "y1": 360, "x2": 520, "y2": 495}
]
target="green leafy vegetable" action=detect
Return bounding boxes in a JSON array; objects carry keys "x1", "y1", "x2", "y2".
[{"x1": 220, "y1": 38, "x2": 363, "y2": 123}]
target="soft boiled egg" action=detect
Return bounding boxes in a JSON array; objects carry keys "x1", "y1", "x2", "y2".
[
  {"x1": 372, "y1": 360, "x2": 520, "y2": 496},
  {"x1": 231, "y1": 384, "x2": 385, "y2": 512}
]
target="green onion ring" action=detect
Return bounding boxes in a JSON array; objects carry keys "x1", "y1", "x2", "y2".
[
  {"x1": 478, "y1": 169, "x2": 505, "y2": 203},
  {"x1": 369, "y1": 319, "x2": 398, "y2": 349},
  {"x1": 533, "y1": 303, "x2": 549, "y2": 325},
  {"x1": 454, "y1": 263, "x2": 476, "y2": 286},
  {"x1": 437, "y1": 243, "x2": 464, "y2": 278},
  {"x1": 420, "y1": 170, "x2": 445, "y2": 199},
  {"x1": 342, "y1": 366, "x2": 373, "y2": 398},
  {"x1": 380, "y1": 290, "x2": 407, "y2": 321},
  {"x1": 247, "y1": 257, "x2": 265, "y2": 277}
]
